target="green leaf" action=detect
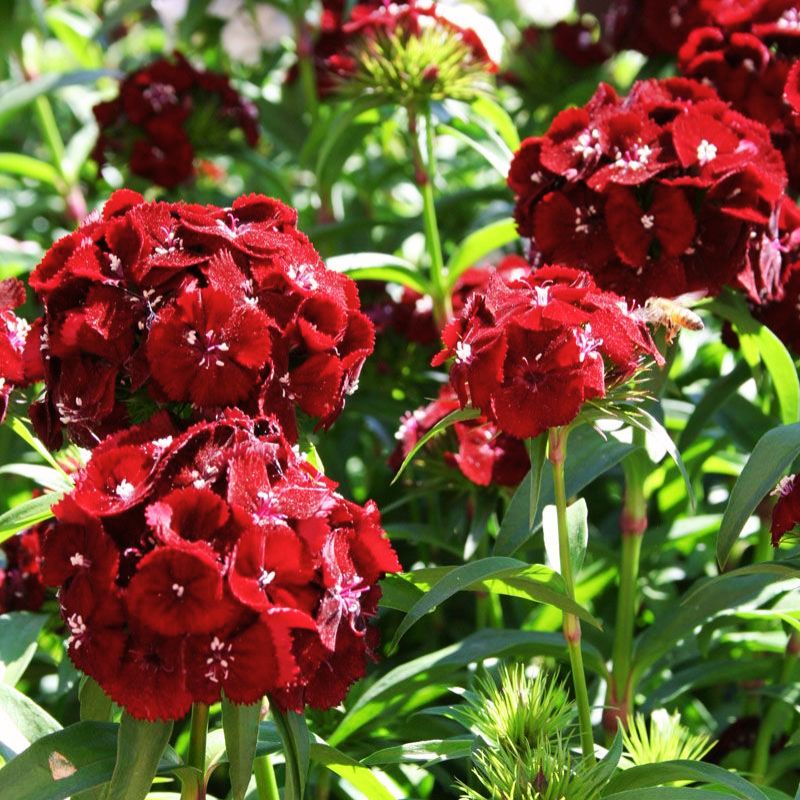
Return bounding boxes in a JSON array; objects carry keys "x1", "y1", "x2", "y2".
[
  {"x1": 0, "y1": 683, "x2": 61, "y2": 760},
  {"x1": 0, "y1": 70, "x2": 117, "y2": 119},
  {"x1": 310, "y1": 742, "x2": 395, "y2": 800},
  {"x1": 469, "y1": 96, "x2": 520, "y2": 152},
  {"x1": 362, "y1": 737, "x2": 474, "y2": 766},
  {"x1": 315, "y1": 96, "x2": 387, "y2": 185},
  {"x1": 326, "y1": 252, "x2": 427, "y2": 295},
  {"x1": 678, "y1": 360, "x2": 751, "y2": 449},
  {"x1": 269, "y1": 702, "x2": 309, "y2": 800},
  {"x1": 221, "y1": 696, "x2": 261, "y2": 800},
  {"x1": 603, "y1": 760, "x2": 769, "y2": 799},
  {"x1": 716, "y1": 423, "x2": 800, "y2": 567},
  {"x1": 633, "y1": 573, "x2": 796, "y2": 678},
  {"x1": 708, "y1": 292, "x2": 800, "y2": 425},
  {"x1": 595, "y1": 731, "x2": 624, "y2": 787},
  {"x1": 388, "y1": 557, "x2": 600, "y2": 650},
  {"x1": 0, "y1": 493, "x2": 63, "y2": 544},
  {"x1": 9, "y1": 417, "x2": 72, "y2": 477},
  {"x1": 78, "y1": 677, "x2": 112, "y2": 723},
  {"x1": 0, "y1": 721, "x2": 180, "y2": 800},
  {"x1": 542, "y1": 498, "x2": 589, "y2": 576},
  {"x1": 103, "y1": 713, "x2": 173, "y2": 800},
  {"x1": 495, "y1": 426, "x2": 638, "y2": 556},
  {"x1": 0, "y1": 611, "x2": 47, "y2": 685},
  {"x1": 391, "y1": 407, "x2": 482, "y2": 482},
  {"x1": 604, "y1": 790, "x2": 742, "y2": 799},
  {"x1": 444, "y1": 217, "x2": 518, "y2": 291},
  {"x1": 0, "y1": 153, "x2": 61, "y2": 186},
  {"x1": 438, "y1": 123, "x2": 510, "y2": 175},
  {"x1": 493, "y1": 434, "x2": 548, "y2": 556},
  {"x1": 0, "y1": 464, "x2": 74, "y2": 492}
]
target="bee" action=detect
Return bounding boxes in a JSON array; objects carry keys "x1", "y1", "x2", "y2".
[{"x1": 635, "y1": 294, "x2": 705, "y2": 343}]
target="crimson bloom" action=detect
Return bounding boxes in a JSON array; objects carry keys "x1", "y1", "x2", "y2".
[
  {"x1": 391, "y1": 384, "x2": 530, "y2": 486},
  {"x1": 509, "y1": 78, "x2": 787, "y2": 303},
  {"x1": 433, "y1": 266, "x2": 662, "y2": 440},
  {"x1": 40, "y1": 411, "x2": 400, "y2": 721},
  {"x1": 93, "y1": 53, "x2": 258, "y2": 188},
  {"x1": 0, "y1": 278, "x2": 43, "y2": 424},
  {"x1": 27, "y1": 190, "x2": 374, "y2": 448}
]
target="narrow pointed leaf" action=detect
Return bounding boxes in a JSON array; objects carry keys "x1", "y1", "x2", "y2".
[
  {"x1": 543, "y1": 498, "x2": 588, "y2": 575},
  {"x1": 0, "y1": 493, "x2": 63, "y2": 544},
  {"x1": 310, "y1": 742, "x2": 395, "y2": 800},
  {"x1": 222, "y1": 696, "x2": 261, "y2": 800},
  {"x1": 103, "y1": 713, "x2": 173, "y2": 800},
  {"x1": 391, "y1": 408, "x2": 481, "y2": 483},
  {"x1": 445, "y1": 217, "x2": 518, "y2": 290},
  {"x1": 716, "y1": 423, "x2": 800, "y2": 567},
  {"x1": 0, "y1": 683, "x2": 60, "y2": 760},
  {"x1": 78, "y1": 677, "x2": 112, "y2": 722},
  {"x1": 0, "y1": 611, "x2": 47, "y2": 685}
]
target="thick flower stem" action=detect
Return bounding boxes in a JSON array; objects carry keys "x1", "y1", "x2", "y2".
[
  {"x1": 751, "y1": 633, "x2": 800, "y2": 783},
  {"x1": 409, "y1": 107, "x2": 451, "y2": 326},
  {"x1": 187, "y1": 702, "x2": 209, "y2": 795},
  {"x1": 606, "y1": 438, "x2": 648, "y2": 735},
  {"x1": 255, "y1": 754, "x2": 281, "y2": 800},
  {"x1": 549, "y1": 426, "x2": 595, "y2": 763}
]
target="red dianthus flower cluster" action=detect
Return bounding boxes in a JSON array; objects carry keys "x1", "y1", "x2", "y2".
[
  {"x1": 28, "y1": 189, "x2": 374, "y2": 449},
  {"x1": 93, "y1": 53, "x2": 259, "y2": 188},
  {"x1": 678, "y1": 1, "x2": 800, "y2": 192},
  {"x1": 509, "y1": 78, "x2": 787, "y2": 303},
  {"x1": 391, "y1": 384, "x2": 530, "y2": 486},
  {"x1": 433, "y1": 266, "x2": 662, "y2": 440},
  {"x1": 41, "y1": 411, "x2": 400, "y2": 721},
  {"x1": 0, "y1": 278, "x2": 43, "y2": 424}
]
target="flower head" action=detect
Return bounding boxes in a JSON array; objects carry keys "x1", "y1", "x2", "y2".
[
  {"x1": 322, "y1": 1, "x2": 498, "y2": 105},
  {"x1": 92, "y1": 53, "x2": 258, "y2": 188},
  {"x1": 433, "y1": 266, "x2": 662, "y2": 439},
  {"x1": 509, "y1": 78, "x2": 787, "y2": 303},
  {"x1": 27, "y1": 190, "x2": 374, "y2": 448},
  {"x1": 40, "y1": 412, "x2": 400, "y2": 721}
]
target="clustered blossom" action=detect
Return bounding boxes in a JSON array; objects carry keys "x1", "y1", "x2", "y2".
[
  {"x1": 28, "y1": 189, "x2": 374, "y2": 449},
  {"x1": 391, "y1": 384, "x2": 530, "y2": 486},
  {"x1": 93, "y1": 53, "x2": 258, "y2": 188},
  {"x1": 0, "y1": 525, "x2": 46, "y2": 613},
  {"x1": 371, "y1": 255, "x2": 530, "y2": 345},
  {"x1": 0, "y1": 278, "x2": 43, "y2": 424},
  {"x1": 41, "y1": 411, "x2": 400, "y2": 721},
  {"x1": 433, "y1": 266, "x2": 662, "y2": 439},
  {"x1": 677, "y1": 2, "x2": 800, "y2": 192},
  {"x1": 311, "y1": 0, "x2": 498, "y2": 103},
  {"x1": 509, "y1": 78, "x2": 787, "y2": 303},
  {"x1": 771, "y1": 474, "x2": 800, "y2": 545}
]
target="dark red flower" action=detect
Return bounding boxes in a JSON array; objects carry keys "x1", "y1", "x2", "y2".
[
  {"x1": 434, "y1": 266, "x2": 663, "y2": 439},
  {"x1": 0, "y1": 278, "x2": 43, "y2": 423},
  {"x1": 41, "y1": 412, "x2": 399, "y2": 720},
  {"x1": 391, "y1": 384, "x2": 530, "y2": 487},
  {"x1": 509, "y1": 79, "x2": 788, "y2": 303},
  {"x1": 0, "y1": 526, "x2": 46, "y2": 613},
  {"x1": 28, "y1": 190, "x2": 373, "y2": 445},
  {"x1": 92, "y1": 53, "x2": 258, "y2": 188}
]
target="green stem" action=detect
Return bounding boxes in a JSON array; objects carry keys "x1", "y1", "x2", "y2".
[
  {"x1": 751, "y1": 633, "x2": 799, "y2": 783},
  {"x1": 187, "y1": 702, "x2": 209, "y2": 795},
  {"x1": 409, "y1": 107, "x2": 450, "y2": 326},
  {"x1": 549, "y1": 426, "x2": 595, "y2": 763},
  {"x1": 607, "y1": 436, "x2": 648, "y2": 734},
  {"x1": 255, "y1": 754, "x2": 281, "y2": 800},
  {"x1": 293, "y1": 10, "x2": 318, "y2": 122}
]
